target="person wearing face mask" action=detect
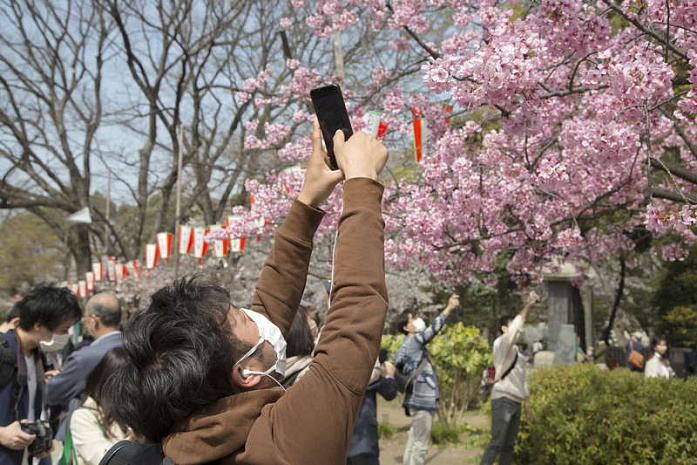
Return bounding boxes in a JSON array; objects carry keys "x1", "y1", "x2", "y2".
[
  {"x1": 46, "y1": 293, "x2": 123, "y2": 443},
  {"x1": 100, "y1": 117, "x2": 389, "y2": 465},
  {"x1": 393, "y1": 295, "x2": 460, "y2": 465},
  {"x1": 0, "y1": 284, "x2": 82, "y2": 465}
]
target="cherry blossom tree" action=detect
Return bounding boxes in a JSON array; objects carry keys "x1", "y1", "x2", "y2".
[{"x1": 226, "y1": 0, "x2": 697, "y2": 288}]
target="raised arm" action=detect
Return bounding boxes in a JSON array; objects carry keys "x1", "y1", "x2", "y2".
[
  {"x1": 415, "y1": 295, "x2": 460, "y2": 345},
  {"x1": 248, "y1": 128, "x2": 389, "y2": 465},
  {"x1": 249, "y1": 119, "x2": 343, "y2": 336},
  {"x1": 498, "y1": 291, "x2": 539, "y2": 351}
]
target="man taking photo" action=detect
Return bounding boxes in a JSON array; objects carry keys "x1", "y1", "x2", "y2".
[
  {"x1": 480, "y1": 291, "x2": 540, "y2": 465},
  {"x1": 0, "y1": 285, "x2": 82, "y2": 465},
  {"x1": 103, "y1": 118, "x2": 389, "y2": 464}
]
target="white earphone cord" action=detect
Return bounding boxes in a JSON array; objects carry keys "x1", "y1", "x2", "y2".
[{"x1": 242, "y1": 370, "x2": 287, "y2": 392}]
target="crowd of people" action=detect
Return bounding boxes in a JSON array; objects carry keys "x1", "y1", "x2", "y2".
[{"x1": 0, "y1": 119, "x2": 686, "y2": 465}]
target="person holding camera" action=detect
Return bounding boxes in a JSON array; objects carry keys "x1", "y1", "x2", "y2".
[
  {"x1": 393, "y1": 295, "x2": 460, "y2": 465},
  {"x1": 479, "y1": 291, "x2": 540, "y2": 465},
  {"x1": 101, "y1": 118, "x2": 389, "y2": 464},
  {"x1": 0, "y1": 285, "x2": 82, "y2": 465}
]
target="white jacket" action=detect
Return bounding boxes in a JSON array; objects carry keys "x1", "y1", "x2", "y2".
[
  {"x1": 70, "y1": 397, "x2": 129, "y2": 465},
  {"x1": 644, "y1": 354, "x2": 675, "y2": 379},
  {"x1": 491, "y1": 315, "x2": 529, "y2": 403}
]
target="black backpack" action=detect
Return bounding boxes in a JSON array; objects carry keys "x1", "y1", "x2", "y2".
[
  {"x1": 100, "y1": 441, "x2": 222, "y2": 465},
  {"x1": 99, "y1": 441, "x2": 170, "y2": 465},
  {"x1": 0, "y1": 338, "x2": 17, "y2": 389}
]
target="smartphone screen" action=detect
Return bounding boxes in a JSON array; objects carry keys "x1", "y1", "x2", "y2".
[{"x1": 310, "y1": 84, "x2": 353, "y2": 170}]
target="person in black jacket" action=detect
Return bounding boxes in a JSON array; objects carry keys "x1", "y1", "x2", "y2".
[{"x1": 347, "y1": 356, "x2": 398, "y2": 465}]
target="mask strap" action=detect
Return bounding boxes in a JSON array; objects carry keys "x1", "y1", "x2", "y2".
[{"x1": 237, "y1": 338, "x2": 264, "y2": 366}]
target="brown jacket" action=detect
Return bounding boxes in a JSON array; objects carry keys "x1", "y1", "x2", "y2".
[{"x1": 163, "y1": 178, "x2": 388, "y2": 464}]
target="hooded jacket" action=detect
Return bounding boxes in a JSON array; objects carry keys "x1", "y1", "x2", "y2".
[{"x1": 163, "y1": 178, "x2": 388, "y2": 465}]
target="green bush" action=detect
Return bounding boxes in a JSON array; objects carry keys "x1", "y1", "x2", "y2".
[
  {"x1": 431, "y1": 421, "x2": 479, "y2": 445},
  {"x1": 382, "y1": 323, "x2": 492, "y2": 425},
  {"x1": 516, "y1": 363, "x2": 697, "y2": 465}
]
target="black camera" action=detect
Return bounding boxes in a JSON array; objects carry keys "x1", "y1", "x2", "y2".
[{"x1": 21, "y1": 420, "x2": 53, "y2": 457}]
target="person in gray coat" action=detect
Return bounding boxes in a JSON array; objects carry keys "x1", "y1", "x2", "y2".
[
  {"x1": 393, "y1": 295, "x2": 459, "y2": 465},
  {"x1": 46, "y1": 293, "x2": 123, "y2": 441}
]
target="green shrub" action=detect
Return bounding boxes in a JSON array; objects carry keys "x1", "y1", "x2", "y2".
[
  {"x1": 381, "y1": 323, "x2": 491, "y2": 425},
  {"x1": 431, "y1": 421, "x2": 480, "y2": 445},
  {"x1": 516, "y1": 363, "x2": 697, "y2": 465}
]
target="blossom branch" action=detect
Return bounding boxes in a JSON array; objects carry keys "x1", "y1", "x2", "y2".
[{"x1": 600, "y1": 0, "x2": 688, "y2": 61}]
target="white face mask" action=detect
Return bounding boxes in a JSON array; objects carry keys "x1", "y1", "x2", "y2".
[
  {"x1": 236, "y1": 309, "x2": 287, "y2": 377},
  {"x1": 40, "y1": 332, "x2": 71, "y2": 352},
  {"x1": 412, "y1": 317, "x2": 427, "y2": 333}
]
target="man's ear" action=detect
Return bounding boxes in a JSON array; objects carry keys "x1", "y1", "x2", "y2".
[
  {"x1": 231, "y1": 365, "x2": 262, "y2": 390},
  {"x1": 10, "y1": 317, "x2": 19, "y2": 329}
]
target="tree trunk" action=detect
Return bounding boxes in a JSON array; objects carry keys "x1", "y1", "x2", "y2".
[
  {"x1": 602, "y1": 256, "x2": 626, "y2": 346},
  {"x1": 67, "y1": 224, "x2": 92, "y2": 275}
]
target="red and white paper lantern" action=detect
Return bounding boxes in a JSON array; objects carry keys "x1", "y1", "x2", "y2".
[
  {"x1": 231, "y1": 237, "x2": 247, "y2": 253},
  {"x1": 144, "y1": 244, "x2": 159, "y2": 269},
  {"x1": 107, "y1": 260, "x2": 117, "y2": 281},
  {"x1": 157, "y1": 232, "x2": 173, "y2": 263},
  {"x1": 178, "y1": 226, "x2": 193, "y2": 255},
  {"x1": 126, "y1": 260, "x2": 141, "y2": 278},
  {"x1": 214, "y1": 238, "x2": 230, "y2": 258},
  {"x1": 78, "y1": 280, "x2": 88, "y2": 297},
  {"x1": 193, "y1": 227, "x2": 209, "y2": 268},
  {"x1": 85, "y1": 272, "x2": 95, "y2": 293},
  {"x1": 411, "y1": 107, "x2": 429, "y2": 163},
  {"x1": 115, "y1": 263, "x2": 127, "y2": 282},
  {"x1": 91, "y1": 263, "x2": 103, "y2": 281},
  {"x1": 362, "y1": 111, "x2": 387, "y2": 137}
]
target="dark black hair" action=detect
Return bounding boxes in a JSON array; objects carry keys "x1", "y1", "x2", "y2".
[
  {"x1": 648, "y1": 336, "x2": 669, "y2": 360},
  {"x1": 102, "y1": 275, "x2": 252, "y2": 442},
  {"x1": 87, "y1": 299, "x2": 122, "y2": 328},
  {"x1": 499, "y1": 315, "x2": 514, "y2": 334},
  {"x1": 396, "y1": 309, "x2": 416, "y2": 335},
  {"x1": 84, "y1": 347, "x2": 129, "y2": 438},
  {"x1": 286, "y1": 306, "x2": 314, "y2": 358},
  {"x1": 5, "y1": 304, "x2": 20, "y2": 322},
  {"x1": 16, "y1": 285, "x2": 81, "y2": 331}
]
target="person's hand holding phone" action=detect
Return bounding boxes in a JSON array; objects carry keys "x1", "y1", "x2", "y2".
[
  {"x1": 333, "y1": 129, "x2": 388, "y2": 182},
  {"x1": 297, "y1": 118, "x2": 345, "y2": 208}
]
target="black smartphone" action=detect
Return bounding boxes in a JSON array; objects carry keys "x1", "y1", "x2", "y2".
[{"x1": 310, "y1": 84, "x2": 353, "y2": 170}]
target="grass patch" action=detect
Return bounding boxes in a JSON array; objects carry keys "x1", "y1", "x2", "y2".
[
  {"x1": 431, "y1": 421, "x2": 480, "y2": 445},
  {"x1": 378, "y1": 421, "x2": 399, "y2": 439}
]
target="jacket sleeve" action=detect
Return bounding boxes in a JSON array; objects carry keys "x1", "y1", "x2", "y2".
[
  {"x1": 249, "y1": 200, "x2": 324, "y2": 336},
  {"x1": 243, "y1": 178, "x2": 387, "y2": 465},
  {"x1": 46, "y1": 351, "x2": 86, "y2": 408},
  {"x1": 414, "y1": 312, "x2": 448, "y2": 346},
  {"x1": 377, "y1": 377, "x2": 398, "y2": 401}
]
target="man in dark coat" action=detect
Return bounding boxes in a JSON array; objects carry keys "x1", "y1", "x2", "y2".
[
  {"x1": 47, "y1": 293, "x2": 123, "y2": 440},
  {"x1": 347, "y1": 359, "x2": 398, "y2": 465},
  {"x1": 0, "y1": 285, "x2": 81, "y2": 465}
]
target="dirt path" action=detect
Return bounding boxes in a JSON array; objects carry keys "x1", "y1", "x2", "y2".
[{"x1": 376, "y1": 397, "x2": 489, "y2": 465}]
